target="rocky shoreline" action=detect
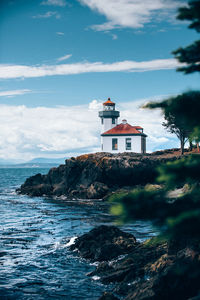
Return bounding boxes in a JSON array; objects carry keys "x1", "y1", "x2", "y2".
[
  {"x1": 17, "y1": 149, "x2": 182, "y2": 199},
  {"x1": 17, "y1": 148, "x2": 200, "y2": 299},
  {"x1": 70, "y1": 225, "x2": 200, "y2": 300}
]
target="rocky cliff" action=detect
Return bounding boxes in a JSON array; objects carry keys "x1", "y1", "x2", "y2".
[{"x1": 18, "y1": 150, "x2": 181, "y2": 199}]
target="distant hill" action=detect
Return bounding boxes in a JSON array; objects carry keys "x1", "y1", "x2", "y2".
[
  {"x1": 0, "y1": 157, "x2": 67, "y2": 168},
  {"x1": 0, "y1": 158, "x2": 23, "y2": 165},
  {"x1": 28, "y1": 157, "x2": 67, "y2": 164}
]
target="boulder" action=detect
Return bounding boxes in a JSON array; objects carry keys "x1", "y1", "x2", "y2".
[{"x1": 70, "y1": 225, "x2": 137, "y2": 261}]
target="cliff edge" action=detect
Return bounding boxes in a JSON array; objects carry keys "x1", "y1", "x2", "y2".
[{"x1": 17, "y1": 149, "x2": 182, "y2": 199}]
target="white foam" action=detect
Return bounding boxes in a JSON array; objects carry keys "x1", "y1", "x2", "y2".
[
  {"x1": 65, "y1": 236, "x2": 77, "y2": 247},
  {"x1": 92, "y1": 276, "x2": 100, "y2": 281},
  {"x1": 90, "y1": 262, "x2": 99, "y2": 266},
  {"x1": 53, "y1": 241, "x2": 61, "y2": 250}
]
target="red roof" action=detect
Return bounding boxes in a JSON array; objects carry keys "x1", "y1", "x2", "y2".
[
  {"x1": 103, "y1": 98, "x2": 115, "y2": 106},
  {"x1": 134, "y1": 126, "x2": 143, "y2": 129},
  {"x1": 102, "y1": 123, "x2": 145, "y2": 136}
]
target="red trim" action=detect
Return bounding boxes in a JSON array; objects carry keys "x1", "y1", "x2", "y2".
[
  {"x1": 103, "y1": 99, "x2": 115, "y2": 106},
  {"x1": 102, "y1": 123, "x2": 143, "y2": 135}
]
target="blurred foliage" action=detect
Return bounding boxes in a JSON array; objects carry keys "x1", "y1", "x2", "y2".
[
  {"x1": 157, "y1": 154, "x2": 200, "y2": 188},
  {"x1": 144, "y1": 91, "x2": 200, "y2": 130},
  {"x1": 109, "y1": 155, "x2": 200, "y2": 242},
  {"x1": 177, "y1": 0, "x2": 200, "y2": 32},
  {"x1": 110, "y1": 187, "x2": 167, "y2": 223},
  {"x1": 167, "y1": 210, "x2": 200, "y2": 239},
  {"x1": 173, "y1": 0, "x2": 200, "y2": 74}
]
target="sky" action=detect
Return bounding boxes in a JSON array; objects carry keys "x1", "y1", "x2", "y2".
[{"x1": 0, "y1": 0, "x2": 199, "y2": 162}]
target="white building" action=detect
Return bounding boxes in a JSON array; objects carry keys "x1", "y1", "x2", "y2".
[{"x1": 99, "y1": 98, "x2": 147, "y2": 153}]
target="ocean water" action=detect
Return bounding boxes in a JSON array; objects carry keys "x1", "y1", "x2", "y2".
[{"x1": 0, "y1": 168, "x2": 156, "y2": 300}]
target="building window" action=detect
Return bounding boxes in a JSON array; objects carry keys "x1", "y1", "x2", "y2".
[
  {"x1": 126, "y1": 138, "x2": 131, "y2": 150},
  {"x1": 112, "y1": 138, "x2": 118, "y2": 150},
  {"x1": 101, "y1": 144, "x2": 103, "y2": 151},
  {"x1": 112, "y1": 118, "x2": 115, "y2": 124}
]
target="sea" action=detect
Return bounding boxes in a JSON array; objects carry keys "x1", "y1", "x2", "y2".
[{"x1": 0, "y1": 168, "x2": 156, "y2": 300}]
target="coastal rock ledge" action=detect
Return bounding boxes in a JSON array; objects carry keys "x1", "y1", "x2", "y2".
[
  {"x1": 71, "y1": 225, "x2": 200, "y2": 300},
  {"x1": 17, "y1": 150, "x2": 181, "y2": 199}
]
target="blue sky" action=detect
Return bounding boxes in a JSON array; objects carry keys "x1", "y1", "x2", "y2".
[{"x1": 0, "y1": 0, "x2": 199, "y2": 161}]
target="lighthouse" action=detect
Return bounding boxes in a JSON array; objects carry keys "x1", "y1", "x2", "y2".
[
  {"x1": 98, "y1": 98, "x2": 120, "y2": 134},
  {"x1": 99, "y1": 98, "x2": 147, "y2": 153}
]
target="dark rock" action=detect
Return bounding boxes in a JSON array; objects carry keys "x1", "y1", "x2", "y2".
[
  {"x1": 89, "y1": 242, "x2": 167, "y2": 286},
  {"x1": 152, "y1": 254, "x2": 200, "y2": 300},
  {"x1": 87, "y1": 182, "x2": 109, "y2": 199},
  {"x1": 17, "y1": 151, "x2": 180, "y2": 199},
  {"x1": 98, "y1": 292, "x2": 119, "y2": 300},
  {"x1": 124, "y1": 246, "x2": 200, "y2": 300},
  {"x1": 124, "y1": 279, "x2": 156, "y2": 300},
  {"x1": 88, "y1": 262, "x2": 114, "y2": 278},
  {"x1": 70, "y1": 225, "x2": 137, "y2": 261}
]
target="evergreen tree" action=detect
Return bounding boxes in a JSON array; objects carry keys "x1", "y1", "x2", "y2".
[
  {"x1": 143, "y1": 91, "x2": 200, "y2": 154},
  {"x1": 173, "y1": 0, "x2": 200, "y2": 74}
]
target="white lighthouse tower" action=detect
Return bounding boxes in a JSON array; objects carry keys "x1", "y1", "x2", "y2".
[
  {"x1": 98, "y1": 98, "x2": 120, "y2": 134},
  {"x1": 99, "y1": 98, "x2": 147, "y2": 153}
]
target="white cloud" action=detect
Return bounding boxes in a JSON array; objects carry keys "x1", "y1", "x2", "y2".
[
  {"x1": 0, "y1": 104, "x2": 99, "y2": 161},
  {"x1": 0, "y1": 58, "x2": 181, "y2": 79},
  {"x1": 0, "y1": 97, "x2": 179, "y2": 161},
  {"x1": 112, "y1": 34, "x2": 118, "y2": 40},
  {"x1": 41, "y1": 0, "x2": 67, "y2": 7},
  {"x1": 79, "y1": 0, "x2": 184, "y2": 31},
  {"x1": 89, "y1": 99, "x2": 102, "y2": 110},
  {"x1": 0, "y1": 89, "x2": 32, "y2": 97},
  {"x1": 33, "y1": 11, "x2": 60, "y2": 19},
  {"x1": 56, "y1": 31, "x2": 65, "y2": 35},
  {"x1": 57, "y1": 54, "x2": 72, "y2": 62}
]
